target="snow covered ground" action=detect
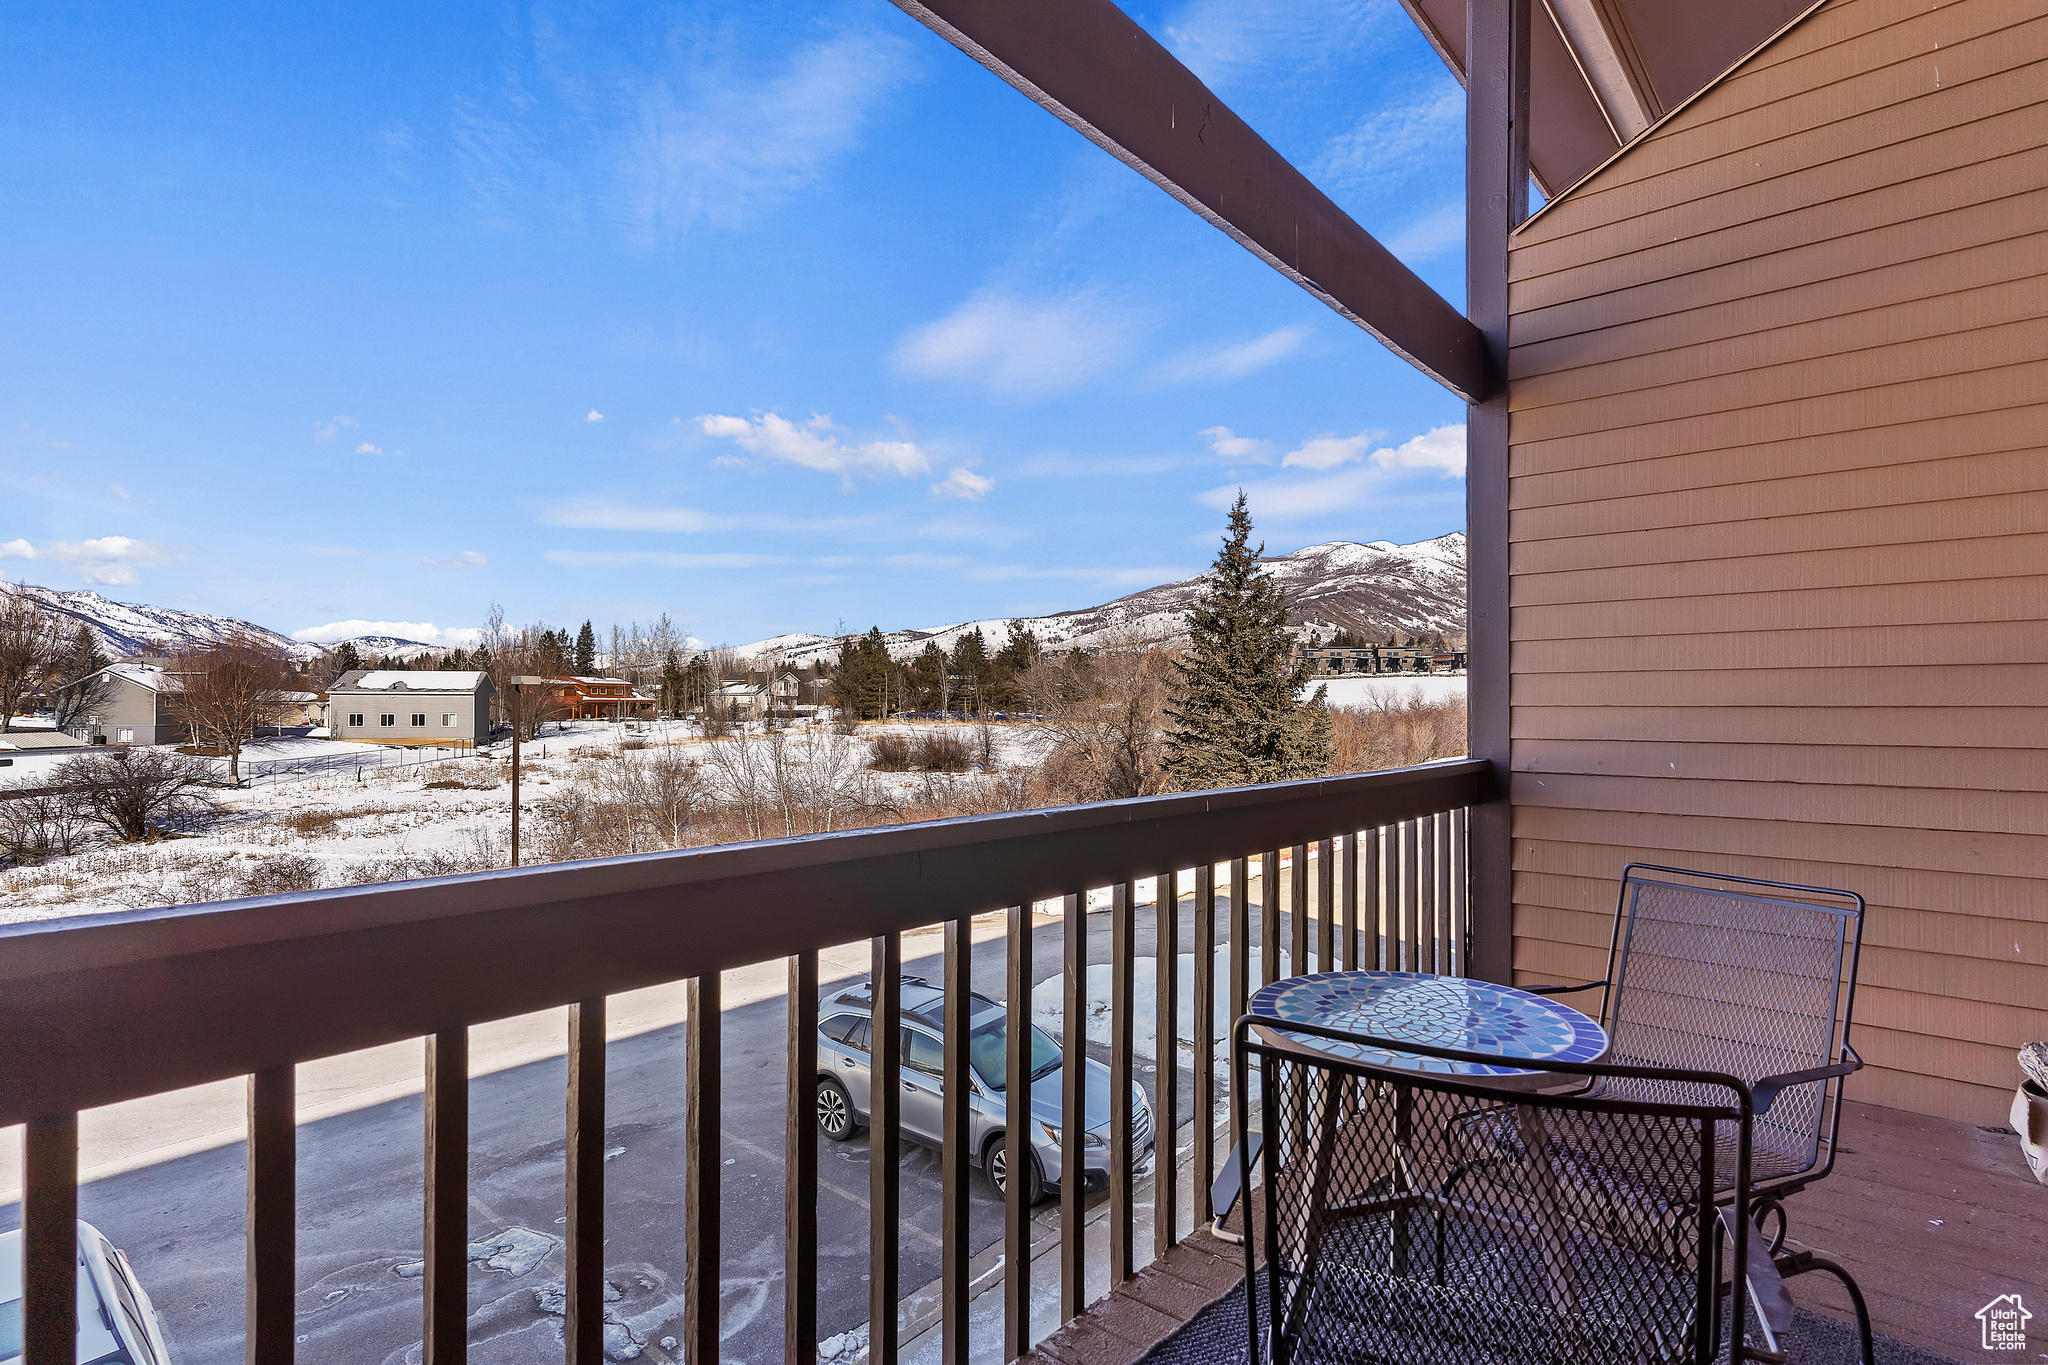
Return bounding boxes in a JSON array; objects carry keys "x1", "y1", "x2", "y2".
[
  {"x1": 0, "y1": 718, "x2": 1053, "y2": 924},
  {"x1": 1313, "y1": 674, "x2": 1466, "y2": 707}
]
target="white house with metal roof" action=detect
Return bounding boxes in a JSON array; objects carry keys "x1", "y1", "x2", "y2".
[{"x1": 326, "y1": 670, "x2": 496, "y2": 747}]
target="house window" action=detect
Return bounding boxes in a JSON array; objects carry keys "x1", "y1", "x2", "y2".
[
  {"x1": 116, "y1": 728, "x2": 135, "y2": 742},
  {"x1": 380, "y1": 714, "x2": 396, "y2": 727},
  {"x1": 441, "y1": 713, "x2": 457, "y2": 727},
  {"x1": 348, "y1": 714, "x2": 364, "y2": 728},
  {"x1": 411, "y1": 713, "x2": 427, "y2": 727}
]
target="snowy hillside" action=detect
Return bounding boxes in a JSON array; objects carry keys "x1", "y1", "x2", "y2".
[
  {"x1": 341, "y1": 635, "x2": 442, "y2": 662},
  {"x1": 8, "y1": 582, "x2": 326, "y2": 662},
  {"x1": 740, "y1": 533, "x2": 1467, "y2": 666}
]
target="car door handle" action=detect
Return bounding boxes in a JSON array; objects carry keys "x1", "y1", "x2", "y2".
[{"x1": 841, "y1": 1058, "x2": 855, "y2": 1067}]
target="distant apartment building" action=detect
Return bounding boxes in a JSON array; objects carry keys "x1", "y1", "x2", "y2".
[
  {"x1": 1297, "y1": 644, "x2": 1467, "y2": 677},
  {"x1": 328, "y1": 670, "x2": 495, "y2": 746}
]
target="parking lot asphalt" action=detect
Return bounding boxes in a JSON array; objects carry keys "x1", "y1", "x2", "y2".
[{"x1": 7, "y1": 885, "x2": 1289, "y2": 1364}]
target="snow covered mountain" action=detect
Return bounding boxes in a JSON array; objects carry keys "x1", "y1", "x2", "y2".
[
  {"x1": 740, "y1": 533, "x2": 1467, "y2": 667},
  {"x1": 8, "y1": 583, "x2": 326, "y2": 663},
  {"x1": 339, "y1": 635, "x2": 443, "y2": 662}
]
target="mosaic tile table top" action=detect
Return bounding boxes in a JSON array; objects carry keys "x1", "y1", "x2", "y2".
[{"x1": 1248, "y1": 971, "x2": 1609, "y2": 1083}]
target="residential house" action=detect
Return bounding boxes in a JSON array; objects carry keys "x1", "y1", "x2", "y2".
[
  {"x1": 327, "y1": 670, "x2": 495, "y2": 747},
  {"x1": 57, "y1": 661, "x2": 186, "y2": 746},
  {"x1": 710, "y1": 670, "x2": 803, "y2": 721},
  {"x1": 554, "y1": 676, "x2": 655, "y2": 721}
]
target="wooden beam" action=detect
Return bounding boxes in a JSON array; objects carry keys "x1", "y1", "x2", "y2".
[
  {"x1": 889, "y1": 0, "x2": 1492, "y2": 402},
  {"x1": 1463, "y1": 0, "x2": 1528, "y2": 984}
]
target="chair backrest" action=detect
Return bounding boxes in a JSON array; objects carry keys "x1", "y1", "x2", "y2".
[
  {"x1": 1235, "y1": 1017, "x2": 1753, "y2": 1365},
  {"x1": 1603, "y1": 865, "x2": 1862, "y2": 1179}
]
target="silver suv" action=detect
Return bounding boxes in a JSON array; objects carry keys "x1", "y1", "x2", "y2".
[{"x1": 814, "y1": 976, "x2": 1153, "y2": 1203}]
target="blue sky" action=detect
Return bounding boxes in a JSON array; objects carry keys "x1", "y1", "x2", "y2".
[{"x1": 0, "y1": 0, "x2": 1471, "y2": 648}]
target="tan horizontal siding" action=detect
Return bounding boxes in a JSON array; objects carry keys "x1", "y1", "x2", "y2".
[
  {"x1": 1512, "y1": 489, "x2": 2048, "y2": 576},
  {"x1": 1511, "y1": 771, "x2": 2048, "y2": 838},
  {"x1": 1513, "y1": 620, "x2": 2048, "y2": 674},
  {"x1": 1512, "y1": 312, "x2": 2048, "y2": 445},
  {"x1": 1512, "y1": 354, "x2": 2048, "y2": 478},
  {"x1": 1514, "y1": 575, "x2": 2048, "y2": 641},
  {"x1": 1513, "y1": 534, "x2": 2048, "y2": 606},
  {"x1": 1512, "y1": 400, "x2": 2048, "y2": 510},
  {"x1": 1512, "y1": 704, "x2": 2048, "y2": 749},
  {"x1": 1512, "y1": 840, "x2": 2048, "y2": 926},
  {"x1": 1514, "y1": 261, "x2": 2048, "y2": 412},
  {"x1": 1514, "y1": 144, "x2": 2048, "y2": 333},
  {"x1": 1512, "y1": 47, "x2": 2048, "y2": 282},
  {"x1": 1512, "y1": 663, "x2": 2048, "y2": 708},
  {"x1": 1513, "y1": 203, "x2": 2048, "y2": 374},
  {"x1": 1506, "y1": 0, "x2": 2048, "y2": 1123},
  {"x1": 1515, "y1": 738, "x2": 2048, "y2": 794},
  {"x1": 1512, "y1": 797, "x2": 2047, "y2": 884}
]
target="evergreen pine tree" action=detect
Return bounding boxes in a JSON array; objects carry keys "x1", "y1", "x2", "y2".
[
  {"x1": 329, "y1": 640, "x2": 364, "y2": 677},
  {"x1": 947, "y1": 629, "x2": 990, "y2": 716},
  {"x1": 659, "y1": 648, "x2": 687, "y2": 716},
  {"x1": 989, "y1": 622, "x2": 1040, "y2": 709},
  {"x1": 906, "y1": 641, "x2": 949, "y2": 712},
  {"x1": 828, "y1": 628, "x2": 897, "y2": 719},
  {"x1": 1163, "y1": 492, "x2": 1333, "y2": 788},
  {"x1": 574, "y1": 621, "x2": 597, "y2": 674}
]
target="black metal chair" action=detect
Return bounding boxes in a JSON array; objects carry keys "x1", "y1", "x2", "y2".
[
  {"x1": 1223, "y1": 1014, "x2": 1782, "y2": 1364},
  {"x1": 1511, "y1": 864, "x2": 1872, "y2": 1360}
]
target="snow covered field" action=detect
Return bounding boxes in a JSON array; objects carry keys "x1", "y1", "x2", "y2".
[
  {"x1": 1313, "y1": 674, "x2": 1466, "y2": 707},
  {"x1": 0, "y1": 718, "x2": 1052, "y2": 924}
]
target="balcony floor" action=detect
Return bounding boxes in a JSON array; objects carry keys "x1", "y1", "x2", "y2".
[{"x1": 1026, "y1": 1099, "x2": 2043, "y2": 1365}]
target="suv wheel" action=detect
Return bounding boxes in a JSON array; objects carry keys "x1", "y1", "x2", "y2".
[
  {"x1": 816, "y1": 1078, "x2": 860, "y2": 1141},
  {"x1": 984, "y1": 1136, "x2": 1044, "y2": 1204}
]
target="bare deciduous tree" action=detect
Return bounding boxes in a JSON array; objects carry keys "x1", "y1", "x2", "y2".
[
  {"x1": 479, "y1": 604, "x2": 573, "y2": 740},
  {"x1": 55, "y1": 746, "x2": 218, "y2": 841},
  {"x1": 0, "y1": 588, "x2": 64, "y2": 733},
  {"x1": 1327, "y1": 694, "x2": 1467, "y2": 773},
  {"x1": 48, "y1": 623, "x2": 117, "y2": 735},
  {"x1": 1019, "y1": 636, "x2": 1175, "y2": 802},
  {"x1": 162, "y1": 635, "x2": 298, "y2": 782}
]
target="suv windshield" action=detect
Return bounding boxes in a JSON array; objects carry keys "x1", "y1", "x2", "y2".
[{"x1": 966, "y1": 1017, "x2": 1061, "y2": 1090}]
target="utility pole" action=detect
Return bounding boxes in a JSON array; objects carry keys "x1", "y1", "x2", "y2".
[{"x1": 508, "y1": 676, "x2": 548, "y2": 867}]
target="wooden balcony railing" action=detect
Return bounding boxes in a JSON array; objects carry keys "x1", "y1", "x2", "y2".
[{"x1": 0, "y1": 757, "x2": 1489, "y2": 1365}]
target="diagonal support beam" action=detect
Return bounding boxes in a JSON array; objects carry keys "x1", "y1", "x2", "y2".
[{"x1": 890, "y1": 0, "x2": 1493, "y2": 403}]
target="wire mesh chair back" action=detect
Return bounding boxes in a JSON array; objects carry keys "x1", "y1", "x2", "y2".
[
  {"x1": 1599, "y1": 865, "x2": 1863, "y2": 1192},
  {"x1": 1233, "y1": 1016, "x2": 1754, "y2": 1365}
]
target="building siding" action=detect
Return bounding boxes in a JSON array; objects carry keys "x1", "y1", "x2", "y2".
[{"x1": 1505, "y1": 0, "x2": 2048, "y2": 1123}]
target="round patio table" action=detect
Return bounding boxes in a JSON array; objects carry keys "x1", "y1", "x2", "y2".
[
  {"x1": 1247, "y1": 969, "x2": 1609, "y2": 1087},
  {"x1": 1242, "y1": 971, "x2": 1612, "y2": 1321}
]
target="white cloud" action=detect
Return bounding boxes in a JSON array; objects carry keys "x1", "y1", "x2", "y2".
[
  {"x1": 620, "y1": 30, "x2": 917, "y2": 241},
  {"x1": 110, "y1": 482, "x2": 132, "y2": 503},
  {"x1": 1153, "y1": 326, "x2": 1307, "y2": 385},
  {"x1": 1164, "y1": 0, "x2": 1379, "y2": 88},
  {"x1": 543, "y1": 550, "x2": 792, "y2": 569},
  {"x1": 965, "y1": 563, "x2": 1192, "y2": 589},
  {"x1": 1200, "y1": 426, "x2": 1271, "y2": 461},
  {"x1": 292, "y1": 620, "x2": 482, "y2": 647},
  {"x1": 314, "y1": 416, "x2": 359, "y2": 443},
  {"x1": 697, "y1": 412, "x2": 926, "y2": 482},
  {"x1": 1201, "y1": 424, "x2": 1467, "y2": 520},
  {"x1": 586, "y1": 410, "x2": 604, "y2": 423},
  {"x1": 1384, "y1": 203, "x2": 1465, "y2": 263},
  {"x1": 1282, "y1": 430, "x2": 1382, "y2": 470},
  {"x1": 540, "y1": 499, "x2": 877, "y2": 534},
  {"x1": 357, "y1": 442, "x2": 384, "y2": 456},
  {"x1": 422, "y1": 550, "x2": 489, "y2": 568},
  {"x1": 931, "y1": 466, "x2": 995, "y2": 501},
  {"x1": 0, "y1": 535, "x2": 175, "y2": 586},
  {"x1": 1317, "y1": 85, "x2": 1464, "y2": 199},
  {"x1": 893, "y1": 288, "x2": 1143, "y2": 400}
]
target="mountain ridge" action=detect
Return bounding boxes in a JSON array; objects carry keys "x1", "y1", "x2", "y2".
[{"x1": 738, "y1": 533, "x2": 1467, "y2": 667}]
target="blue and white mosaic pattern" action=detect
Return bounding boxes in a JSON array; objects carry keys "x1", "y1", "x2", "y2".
[{"x1": 1248, "y1": 971, "x2": 1609, "y2": 1077}]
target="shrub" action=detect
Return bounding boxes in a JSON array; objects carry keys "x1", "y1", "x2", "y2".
[
  {"x1": 1328, "y1": 695, "x2": 1467, "y2": 773},
  {"x1": 869, "y1": 734, "x2": 913, "y2": 771},
  {"x1": 0, "y1": 791, "x2": 91, "y2": 866},
  {"x1": 914, "y1": 732, "x2": 971, "y2": 772},
  {"x1": 55, "y1": 747, "x2": 219, "y2": 842},
  {"x1": 239, "y1": 854, "x2": 322, "y2": 897}
]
